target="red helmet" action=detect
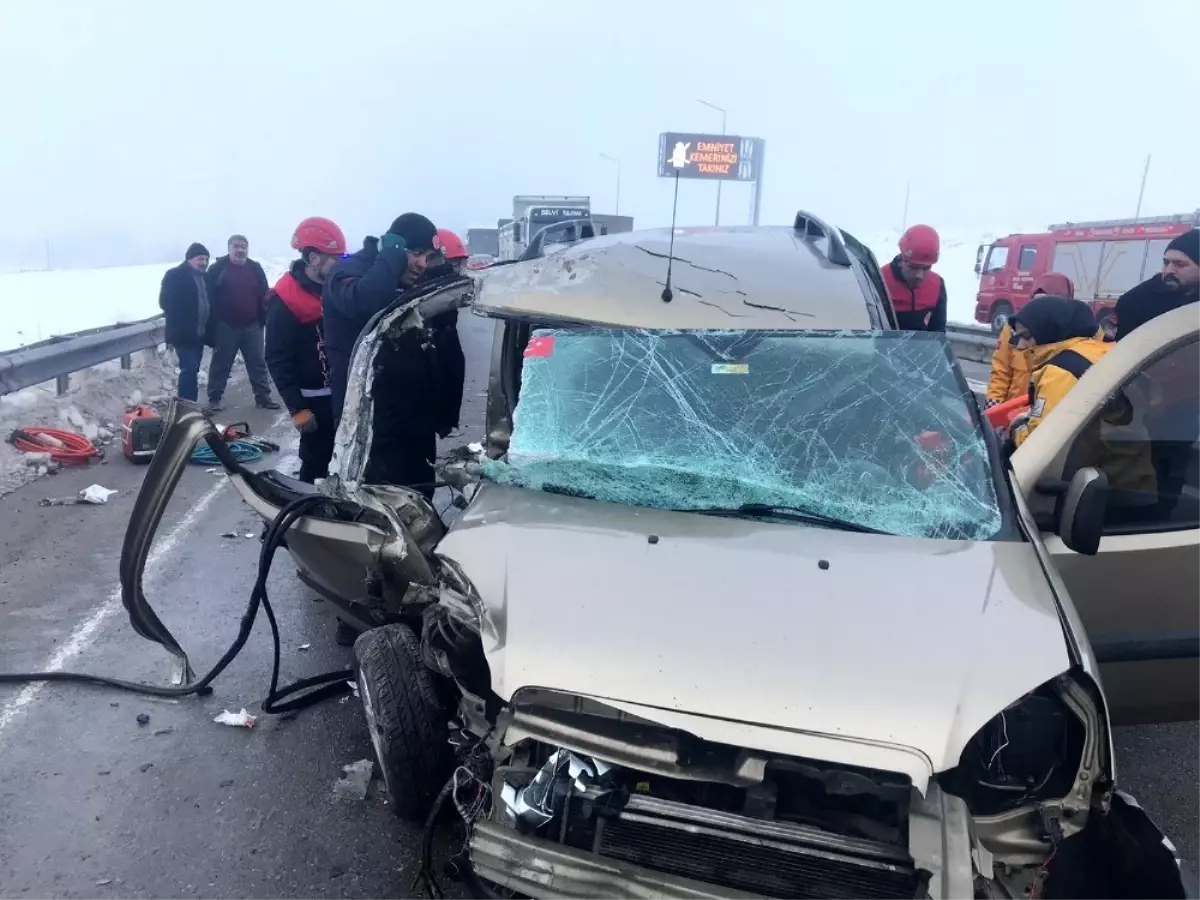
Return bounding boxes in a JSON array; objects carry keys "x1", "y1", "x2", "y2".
[
  {"x1": 1031, "y1": 272, "x2": 1074, "y2": 298},
  {"x1": 898, "y1": 224, "x2": 940, "y2": 266},
  {"x1": 434, "y1": 228, "x2": 468, "y2": 260},
  {"x1": 291, "y1": 217, "x2": 346, "y2": 255}
]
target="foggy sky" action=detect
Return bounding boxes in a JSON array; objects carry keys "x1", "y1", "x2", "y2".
[{"x1": 2, "y1": 0, "x2": 1197, "y2": 265}]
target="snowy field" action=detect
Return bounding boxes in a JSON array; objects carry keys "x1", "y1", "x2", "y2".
[{"x1": 0, "y1": 257, "x2": 290, "y2": 352}]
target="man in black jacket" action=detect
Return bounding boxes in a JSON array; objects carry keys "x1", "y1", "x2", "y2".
[
  {"x1": 1115, "y1": 229, "x2": 1199, "y2": 341},
  {"x1": 265, "y1": 217, "x2": 347, "y2": 482},
  {"x1": 158, "y1": 243, "x2": 213, "y2": 402},
  {"x1": 322, "y1": 213, "x2": 439, "y2": 421},
  {"x1": 205, "y1": 234, "x2": 279, "y2": 411}
]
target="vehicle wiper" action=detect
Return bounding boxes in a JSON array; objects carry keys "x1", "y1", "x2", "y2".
[{"x1": 685, "y1": 503, "x2": 890, "y2": 534}]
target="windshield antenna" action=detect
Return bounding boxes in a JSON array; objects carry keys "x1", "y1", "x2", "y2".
[{"x1": 661, "y1": 168, "x2": 682, "y2": 303}]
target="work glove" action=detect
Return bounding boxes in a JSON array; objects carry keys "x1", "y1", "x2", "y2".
[
  {"x1": 292, "y1": 409, "x2": 319, "y2": 434},
  {"x1": 380, "y1": 233, "x2": 408, "y2": 254}
]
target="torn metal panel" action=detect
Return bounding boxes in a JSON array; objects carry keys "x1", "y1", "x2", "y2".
[
  {"x1": 482, "y1": 327, "x2": 1003, "y2": 541},
  {"x1": 328, "y1": 279, "x2": 476, "y2": 493}
]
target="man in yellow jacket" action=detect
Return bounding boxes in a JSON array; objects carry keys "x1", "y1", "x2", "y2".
[
  {"x1": 1007, "y1": 293, "x2": 1157, "y2": 497},
  {"x1": 986, "y1": 272, "x2": 1076, "y2": 408}
]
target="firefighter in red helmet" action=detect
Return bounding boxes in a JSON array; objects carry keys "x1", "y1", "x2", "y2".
[
  {"x1": 264, "y1": 216, "x2": 346, "y2": 483},
  {"x1": 880, "y1": 224, "x2": 948, "y2": 332},
  {"x1": 425, "y1": 228, "x2": 470, "y2": 278}
]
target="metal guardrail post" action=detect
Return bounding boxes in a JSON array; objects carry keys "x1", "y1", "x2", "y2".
[{"x1": 56, "y1": 374, "x2": 70, "y2": 396}]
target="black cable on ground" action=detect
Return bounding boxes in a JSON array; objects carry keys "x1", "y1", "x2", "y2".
[{"x1": 0, "y1": 494, "x2": 353, "y2": 713}]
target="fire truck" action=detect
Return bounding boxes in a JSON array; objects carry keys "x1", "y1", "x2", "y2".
[{"x1": 973, "y1": 211, "x2": 1200, "y2": 335}]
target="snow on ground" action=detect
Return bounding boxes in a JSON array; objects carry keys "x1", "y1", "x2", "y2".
[
  {"x1": 0, "y1": 257, "x2": 291, "y2": 352},
  {"x1": 0, "y1": 256, "x2": 291, "y2": 494},
  {"x1": 0, "y1": 347, "x2": 177, "y2": 495}
]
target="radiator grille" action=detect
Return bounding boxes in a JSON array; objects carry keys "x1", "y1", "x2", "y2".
[{"x1": 598, "y1": 815, "x2": 924, "y2": 899}]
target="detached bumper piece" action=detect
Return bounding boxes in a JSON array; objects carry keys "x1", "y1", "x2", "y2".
[{"x1": 472, "y1": 794, "x2": 925, "y2": 899}]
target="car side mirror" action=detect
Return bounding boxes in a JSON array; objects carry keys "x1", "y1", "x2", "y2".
[
  {"x1": 1058, "y1": 467, "x2": 1108, "y2": 556},
  {"x1": 974, "y1": 262, "x2": 982, "y2": 275}
]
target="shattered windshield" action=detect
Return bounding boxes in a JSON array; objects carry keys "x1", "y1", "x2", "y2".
[{"x1": 483, "y1": 328, "x2": 1004, "y2": 540}]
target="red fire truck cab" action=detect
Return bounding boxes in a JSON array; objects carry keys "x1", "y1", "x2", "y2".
[{"x1": 973, "y1": 211, "x2": 1199, "y2": 336}]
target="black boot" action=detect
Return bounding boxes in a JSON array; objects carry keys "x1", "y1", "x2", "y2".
[{"x1": 334, "y1": 619, "x2": 359, "y2": 647}]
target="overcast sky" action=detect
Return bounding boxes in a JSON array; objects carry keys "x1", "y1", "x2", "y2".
[{"x1": 1, "y1": 0, "x2": 1197, "y2": 262}]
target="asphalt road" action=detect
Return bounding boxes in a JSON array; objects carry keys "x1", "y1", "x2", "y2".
[
  {"x1": 0, "y1": 311, "x2": 494, "y2": 899},
  {"x1": 0, "y1": 314, "x2": 1195, "y2": 899}
]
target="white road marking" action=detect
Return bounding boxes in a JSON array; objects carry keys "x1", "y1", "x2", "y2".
[{"x1": 0, "y1": 477, "x2": 228, "y2": 735}]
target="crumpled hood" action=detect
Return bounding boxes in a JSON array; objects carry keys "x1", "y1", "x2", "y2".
[{"x1": 438, "y1": 484, "x2": 1072, "y2": 783}]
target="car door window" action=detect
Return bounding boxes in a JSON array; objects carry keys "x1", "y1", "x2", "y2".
[
  {"x1": 1017, "y1": 245, "x2": 1037, "y2": 273},
  {"x1": 1061, "y1": 338, "x2": 1200, "y2": 535}
]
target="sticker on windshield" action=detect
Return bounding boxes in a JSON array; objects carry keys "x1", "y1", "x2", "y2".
[
  {"x1": 524, "y1": 335, "x2": 556, "y2": 358},
  {"x1": 711, "y1": 363, "x2": 749, "y2": 375}
]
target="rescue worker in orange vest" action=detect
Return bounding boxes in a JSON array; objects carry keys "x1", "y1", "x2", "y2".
[
  {"x1": 881, "y1": 225, "x2": 948, "y2": 332},
  {"x1": 986, "y1": 272, "x2": 1077, "y2": 408},
  {"x1": 264, "y1": 216, "x2": 346, "y2": 483}
]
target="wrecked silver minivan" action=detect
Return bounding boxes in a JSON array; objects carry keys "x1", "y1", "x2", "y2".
[{"x1": 125, "y1": 222, "x2": 1195, "y2": 898}]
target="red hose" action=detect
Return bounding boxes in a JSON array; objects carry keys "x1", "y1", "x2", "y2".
[{"x1": 9, "y1": 427, "x2": 101, "y2": 465}]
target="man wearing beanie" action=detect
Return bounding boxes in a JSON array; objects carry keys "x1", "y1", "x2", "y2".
[
  {"x1": 1115, "y1": 228, "x2": 1199, "y2": 340},
  {"x1": 158, "y1": 242, "x2": 214, "y2": 402},
  {"x1": 323, "y1": 212, "x2": 439, "y2": 423},
  {"x1": 880, "y1": 224, "x2": 949, "y2": 332}
]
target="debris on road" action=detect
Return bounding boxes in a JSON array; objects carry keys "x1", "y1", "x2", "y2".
[
  {"x1": 333, "y1": 759, "x2": 375, "y2": 800},
  {"x1": 298, "y1": 643, "x2": 311, "y2": 652},
  {"x1": 153, "y1": 727, "x2": 174, "y2": 736},
  {"x1": 220, "y1": 531, "x2": 238, "y2": 539},
  {"x1": 136, "y1": 713, "x2": 150, "y2": 726},
  {"x1": 39, "y1": 483, "x2": 117, "y2": 506},
  {"x1": 213, "y1": 708, "x2": 258, "y2": 729},
  {"x1": 95, "y1": 878, "x2": 113, "y2": 887}
]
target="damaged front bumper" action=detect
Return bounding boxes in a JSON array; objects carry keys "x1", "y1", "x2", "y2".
[{"x1": 471, "y1": 818, "x2": 761, "y2": 899}]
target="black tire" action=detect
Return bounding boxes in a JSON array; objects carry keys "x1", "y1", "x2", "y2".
[
  {"x1": 990, "y1": 301, "x2": 1013, "y2": 334},
  {"x1": 354, "y1": 624, "x2": 453, "y2": 820}
]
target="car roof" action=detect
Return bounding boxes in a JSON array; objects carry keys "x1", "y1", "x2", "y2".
[{"x1": 473, "y1": 225, "x2": 877, "y2": 330}]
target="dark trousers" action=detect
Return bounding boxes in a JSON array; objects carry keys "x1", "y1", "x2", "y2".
[
  {"x1": 174, "y1": 343, "x2": 203, "y2": 402},
  {"x1": 362, "y1": 432, "x2": 437, "y2": 499},
  {"x1": 297, "y1": 395, "x2": 336, "y2": 484},
  {"x1": 209, "y1": 321, "x2": 272, "y2": 404}
]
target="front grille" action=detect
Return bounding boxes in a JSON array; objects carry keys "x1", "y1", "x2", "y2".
[{"x1": 598, "y1": 804, "x2": 924, "y2": 899}]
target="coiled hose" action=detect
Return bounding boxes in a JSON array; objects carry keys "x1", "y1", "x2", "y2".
[{"x1": 9, "y1": 427, "x2": 100, "y2": 465}]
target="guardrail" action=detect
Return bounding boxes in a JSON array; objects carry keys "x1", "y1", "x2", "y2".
[
  {"x1": 0, "y1": 315, "x2": 165, "y2": 397},
  {"x1": 945, "y1": 322, "x2": 997, "y2": 364}
]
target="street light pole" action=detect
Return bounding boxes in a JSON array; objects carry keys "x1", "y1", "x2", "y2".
[
  {"x1": 599, "y1": 153, "x2": 621, "y2": 215},
  {"x1": 698, "y1": 99, "x2": 726, "y2": 227}
]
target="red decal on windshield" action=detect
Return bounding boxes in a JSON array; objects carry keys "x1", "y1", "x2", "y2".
[{"x1": 524, "y1": 335, "x2": 555, "y2": 358}]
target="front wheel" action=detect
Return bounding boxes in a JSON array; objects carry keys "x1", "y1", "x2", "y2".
[
  {"x1": 354, "y1": 624, "x2": 453, "y2": 820},
  {"x1": 989, "y1": 302, "x2": 1013, "y2": 334}
]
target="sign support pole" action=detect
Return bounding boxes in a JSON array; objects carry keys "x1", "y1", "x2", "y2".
[{"x1": 750, "y1": 139, "x2": 765, "y2": 226}]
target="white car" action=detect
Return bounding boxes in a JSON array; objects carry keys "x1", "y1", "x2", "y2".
[{"x1": 123, "y1": 221, "x2": 1196, "y2": 898}]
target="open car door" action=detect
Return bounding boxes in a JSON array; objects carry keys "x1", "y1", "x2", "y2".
[{"x1": 1011, "y1": 303, "x2": 1199, "y2": 725}]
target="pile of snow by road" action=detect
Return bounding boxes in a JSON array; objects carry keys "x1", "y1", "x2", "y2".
[
  {"x1": 0, "y1": 257, "x2": 291, "y2": 352},
  {"x1": 0, "y1": 257, "x2": 291, "y2": 495},
  {"x1": 0, "y1": 347, "x2": 180, "y2": 495}
]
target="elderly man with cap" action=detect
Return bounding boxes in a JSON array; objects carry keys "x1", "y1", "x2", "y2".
[
  {"x1": 1115, "y1": 228, "x2": 1200, "y2": 341},
  {"x1": 880, "y1": 224, "x2": 948, "y2": 332},
  {"x1": 158, "y1": 242, "x2": 214, "y2": 402}
]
